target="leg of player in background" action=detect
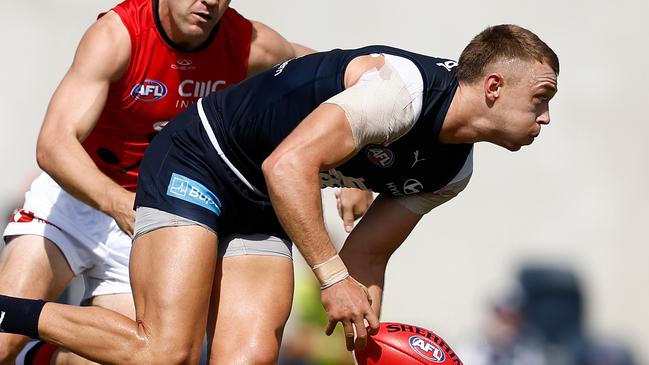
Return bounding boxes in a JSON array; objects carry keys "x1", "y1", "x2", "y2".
[
  {"x1": 0, "y1": 235, "x2": 74, "y2": 365},
  {"x1": 48, "y1": 293, "x2": 135, "y2": 365},
  {"x1": 207, "y1": 248, "x2": 294, "y2": 364},
  {"x1": 2, "y1": 236, "x2": 137, "y2": 365},
  {"x1": 31, "y1": 225, "x2": 218, "y2": 364}
]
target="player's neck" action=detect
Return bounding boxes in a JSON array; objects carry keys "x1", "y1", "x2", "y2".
[{"x1": 439, "y1": 84, "x2": 485, "y2": 144}]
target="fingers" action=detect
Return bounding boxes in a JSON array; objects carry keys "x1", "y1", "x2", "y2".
[
  {"x1": 325, "y1": 318, "x2": 337, "y2": 336},
  {"x1": 326, "y1": 318, "x2": 373, "y2": 351},
  {"x1": 353, "y1": 316, "x2": 369, "y2": 350},
  {"x1": 335, "y1": 188, "x2": 343, "y2": 212},
  {"x1": 344, "y1": 321, "x2": 355, "y2": 351},
  {"x1": 365, "y1": 309, "x2": 380, "y2": 335},
  {"x1": 322, "y1": 277, "x2": 380, "y2": 351},
  {"x1": 336, "y1": 189, "x2": 356, "y2": 233},
  {"x1": 342, "y1": 208, "x2": 356, "y2": 233}
]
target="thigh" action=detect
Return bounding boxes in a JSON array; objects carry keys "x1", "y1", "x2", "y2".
[
  {"x1": 0, "y1": 235, "x2": 74, "y2": 298},
  {"x1": 207, "y1": 254, "x2": 294, "y2": 364},
  {"x1": 0, "y1": 235, "x2": 74, "y2": 361},
  {"x1": 87, "y1": 293, "x2": 135, "y2": 319},
  {"x1": 129, "y1": 225, "x2": 218, "y2": 363}
]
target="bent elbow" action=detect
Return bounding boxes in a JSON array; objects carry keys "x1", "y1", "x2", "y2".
[
  {"x1": 35, "y1": 140, "x2": 51, "y2": 172},
  {"x1": 261, "y1": 154, "x2": 288, "y2": 185},
  {"x1": 35, "y1": 136, "x2": 59, "y2": 174},
  {"x1": 262, "y1": 152, "x2": 306, "y2": 188}
]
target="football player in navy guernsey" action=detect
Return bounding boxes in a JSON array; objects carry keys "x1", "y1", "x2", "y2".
[{"x1": 0, "y1": 24, "x2": 558, "y2": 362}]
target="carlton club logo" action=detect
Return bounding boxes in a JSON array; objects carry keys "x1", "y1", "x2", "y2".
[
  {"x1": 409, "y1": 336, "x2": 446, "y2": 362},
  {"x1": 131, "y1": 79, "x2": 167, "y2": 101},
  {"x1": 365, "y1": 145, "x2": 395, "y2": 168}
]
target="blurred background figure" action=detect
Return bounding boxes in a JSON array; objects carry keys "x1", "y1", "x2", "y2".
[
  {"x1": 279, "y1": 267, "x2": 356, "y2": 365},
  {"x1": 459, "y1": 264, "x2": 637, "y2": 365}
]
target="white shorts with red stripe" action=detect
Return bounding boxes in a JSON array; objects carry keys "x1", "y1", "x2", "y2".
[{"x1": 3, "y1": 172, "x2": 131, "y2": 300}]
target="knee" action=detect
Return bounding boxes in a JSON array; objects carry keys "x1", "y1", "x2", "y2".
[
  {"x1": 212, "y1": 338, "x2": 281, "y2": 365},
  {"x1": 0, "y1": 336, "x2": 28, "y2": 364},
  {"x1": 127, "y1": 342, "x2": 202, "y2": 365}
]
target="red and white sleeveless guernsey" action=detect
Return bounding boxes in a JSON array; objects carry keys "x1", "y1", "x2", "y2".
[{"x1": 82, "y1": 0, "x2": 253, "y2": 191}]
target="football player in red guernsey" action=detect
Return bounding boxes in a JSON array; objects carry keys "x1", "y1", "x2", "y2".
[{"x1": 0, "y1": 0, "x2": 372, "y2": 364}]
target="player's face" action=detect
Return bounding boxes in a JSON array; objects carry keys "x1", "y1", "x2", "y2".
[
  {"x1": 162, "y1": 0, "x2": 231, "y2": 45},
  {"x1": 492, "y1": 61, "x2": 558, "y2": 151}
]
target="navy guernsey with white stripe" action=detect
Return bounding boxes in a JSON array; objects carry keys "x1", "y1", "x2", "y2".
[{"x1": 200, "y1": 45, "x2": 473, "y2": 197}]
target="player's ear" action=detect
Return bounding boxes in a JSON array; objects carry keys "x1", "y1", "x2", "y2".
[{"x1": 484, "y1": 73, "x2": 503, "y2": 103}]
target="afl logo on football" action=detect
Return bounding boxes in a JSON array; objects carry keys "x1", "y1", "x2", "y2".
[
  {"x1": 408, "y1": 336, "x2": 446, "y2": 362},
  {"x1": 365, "y1": 145, "x2": 395, "y2": 168},
  {"x1": 131, "y1": 80, "x2": 167, "y2": 101}
]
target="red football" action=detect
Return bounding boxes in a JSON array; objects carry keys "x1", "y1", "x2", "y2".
[{"x1": 354, "y1": 322, "x2": 463, "y2": 365}]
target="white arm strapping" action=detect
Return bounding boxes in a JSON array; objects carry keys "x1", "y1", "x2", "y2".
[{"x1": 323, "y1": 54, "x2": 424, "y2": 150}]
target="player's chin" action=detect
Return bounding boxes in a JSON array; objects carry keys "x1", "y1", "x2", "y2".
[
  {"x1": 508, "y1": 137, "x2": 536, "y2": 151},
  {"x1": 502, "y1": 142, "x2": 523, "y2": 152}
]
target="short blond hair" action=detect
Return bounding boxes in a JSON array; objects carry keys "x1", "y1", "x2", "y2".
[{"x1": 456, "y1": 24, "x2": 559, "y2": 84}]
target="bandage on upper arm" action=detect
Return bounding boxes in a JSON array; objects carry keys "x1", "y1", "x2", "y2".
[{"x1": 324, "y1": 54, "x2": 423, "y2": 150}]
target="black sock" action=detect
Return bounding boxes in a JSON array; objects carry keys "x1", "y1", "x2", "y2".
[{"x1": 0, "y1": 295, "x2": 47, "y2": 339}]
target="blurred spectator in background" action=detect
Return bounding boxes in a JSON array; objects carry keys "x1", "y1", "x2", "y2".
[{"x1": 459, "y1": 264, "x2": 636, "y2": 365}]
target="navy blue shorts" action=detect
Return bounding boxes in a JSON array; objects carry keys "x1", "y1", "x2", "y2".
[{"x1": 135, "y1": 103, "x2": 288, "y2": 240}]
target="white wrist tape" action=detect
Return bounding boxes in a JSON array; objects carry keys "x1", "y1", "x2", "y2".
[{"x1": 312, "y1": 255, "x2": 350, "y2": 289}]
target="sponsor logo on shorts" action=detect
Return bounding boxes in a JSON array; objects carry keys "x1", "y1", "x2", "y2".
[
  {"x1": 365, "y1": 145, "x2": 395, "y2": 168},
  {"x1": 0, "y1": 311, "x2": 5, "y2": 332},
  {"x1": 166, "y1": 173, "x2": 222, "y2": 215},
  {"x1": 409, "y1": 335, "x2": 446, "y2": 362},
  {"x1": 131, "y1": 80, "x2": 167, "y2": 101}
]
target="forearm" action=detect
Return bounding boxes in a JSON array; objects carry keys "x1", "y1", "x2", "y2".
[
  {"x1": 338, "y1": 194, "x2": 423, "y2": 315},
  {"x1": 37, "y1": 136, "x2": 129, "y2": 215},
  {"x1": 339, "y1": 229, "x2": 389, "y2": 316},
  {"x1": 264, "y1": 159, "x2": 336, "y2": 266}
]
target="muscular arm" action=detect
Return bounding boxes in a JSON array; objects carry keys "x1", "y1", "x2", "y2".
[
  {"x1": 248, "y1": 20, "x2": 374, "y2": 229},
  {"x1": 263, "y1": 103, "x2": 378, "y2": 350},
  {"x1": 247, "y1": 20, "x2": 315, "y2": 76},
  {"x1": 263, "y1": 104, "x2": 354, "y2": 268},
  {"x1": 35, "y1": 12, "x2": 134, "y2": 235},
  {"x1": 262, "y1": 55, "x2": 395, "y2": 350}
]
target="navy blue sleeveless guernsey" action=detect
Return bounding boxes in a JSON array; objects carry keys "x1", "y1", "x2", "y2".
[{"x1": 200, "y1": 45, "x2": 473, "y2": 197}]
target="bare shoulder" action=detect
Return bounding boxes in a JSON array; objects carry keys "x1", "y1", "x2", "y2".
[
  {"x1": 247, "y1": 20, "x2": 295, "y2": 76},
  {"x1": 73, "y1": 10, "x2": 131, "y2": 81},
  {"x1": 344, "y1": 55, "x2": 386, "y2": 88}
]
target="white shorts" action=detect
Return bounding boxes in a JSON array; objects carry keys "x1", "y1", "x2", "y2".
[
  {"x1": 3, "y1": 173, "x2": 131, "y2": 300},
  {"x1": 3, "y1": 174, "x2": 293, "y2": 301}
]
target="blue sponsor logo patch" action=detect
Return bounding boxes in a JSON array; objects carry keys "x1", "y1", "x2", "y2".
[
  {"x1": 166, "y1": 173, "x2": 221, "y2": 215},
  {"x1": 131, "y1": 79, "x2": 167, "y2": 101}
]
